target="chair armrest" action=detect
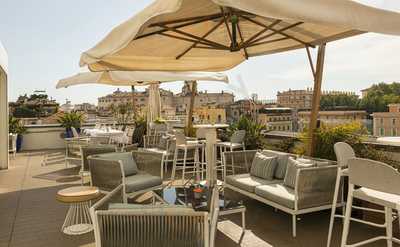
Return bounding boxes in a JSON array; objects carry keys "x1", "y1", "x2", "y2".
[
  {"x1": 123, "y1": 144, "x2": 139, "y2": 152},
  {"x1": 91, "y1": 185, "x2": 124, "y2": 212},
  {"x1": 132, "y1": 150, "x2": 164, "y2": 170},
  {"x1": 296, "y1": 165, "x2": 338, "y2": 194}
]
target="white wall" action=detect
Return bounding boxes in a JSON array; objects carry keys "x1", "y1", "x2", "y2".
[{"x1": 21, "y1": 125, "x2": 66, "y2": 151}]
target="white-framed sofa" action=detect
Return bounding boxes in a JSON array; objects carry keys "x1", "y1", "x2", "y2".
[{"x1": 223, "y1": 149, "x2": 343, "y2": 237}]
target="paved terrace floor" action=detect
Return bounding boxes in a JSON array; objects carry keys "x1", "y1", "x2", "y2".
[{"x1": 0, "y1": 150, "x2": 398, "y2": 247}]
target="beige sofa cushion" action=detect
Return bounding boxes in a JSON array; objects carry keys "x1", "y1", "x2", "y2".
[
  {"x1": 283, "y1": 158, "x2": 314, "y2": 189},
  {"x1": 255, "y1": 183, "x2": 295, "y2": 209},
  {"x1": 226, "y1": 173, "x2": 282, "y2": 193}
]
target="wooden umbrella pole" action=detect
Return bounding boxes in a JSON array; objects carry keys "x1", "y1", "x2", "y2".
[
  {"x1": 131, "y1": 85, "x2": 136, "y2": 118},
  {"x1": 307, "y1": 44, "x2": 326, "y2": 157},
  {"x1": 186, "y1": 80, "x2": 197, "y2": 136}
]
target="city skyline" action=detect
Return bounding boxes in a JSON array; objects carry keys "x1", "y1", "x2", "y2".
[{"x1": 1, "y1": 0, "x2": 400, "y2": 104}]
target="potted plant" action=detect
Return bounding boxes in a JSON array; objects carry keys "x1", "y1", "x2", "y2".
[
  {"x1": 57, "y1": 112, "x2": 84, "y2": 138},
  {"x1": 9, "y1": 116, "x2": 27, "y2": 152}
]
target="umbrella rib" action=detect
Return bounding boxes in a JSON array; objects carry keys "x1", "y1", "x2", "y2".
[
  {"x1": 241, "y1": 16, "x2": 314, "y2": 48},
  {"x1": 176, "y1": 19, "x2": 225, "y2": 60},
  {"x1": 159, "y1": 33, "x2": 216, "y2": 48},
  {"x1": 157, "y1": 24, "x2": 229, "y2": 50},
  {"x1": 136, "y1": 14, "x2": 223, "y2": 40},
  {"x1": 240, "y1": 19, "x2": 282, "y2": 48},
  {"x1": 149, "y1": 13, "x2": 223, "y2": 27},
  {"x1": 220, "y1": 7, "x2": 233, "y2": 44},
  {"x1": 247, "y1": 37, "x2": 290, "y2": 48},
  {"x1": 250, "y1": 22, "x2": 304, "y2": 45},
  {"x1": 235, "y1": 15, "x2": 249, "y2": 59}
]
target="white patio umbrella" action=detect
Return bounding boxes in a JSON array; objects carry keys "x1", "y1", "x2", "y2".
[
  {"x1": 0, "y1": 41, "x2": 9, "y2": 170},
  {"x1": 57, "y1": 70, "x2": 229, "y2": 132},
  {"x1": 56, "y1": 70, "x2": 228, "y2": 88},
  {"x1": 79, "y1": 0, "x2": 400, "y2": 157}
]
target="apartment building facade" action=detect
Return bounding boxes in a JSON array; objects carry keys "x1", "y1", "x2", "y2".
[{"x1": 372, "y1": 104, "x2": 400, "y2": 137}]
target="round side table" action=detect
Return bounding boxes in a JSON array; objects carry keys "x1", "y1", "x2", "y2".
[{"x1": 56, "y1": 186, "x2": 101, "y2": 235}]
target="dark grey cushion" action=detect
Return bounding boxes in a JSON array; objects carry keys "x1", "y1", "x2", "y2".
[
  {"x1": 283, "y1": 158, "x2": 314, "y2": 189},
  {"x1": 255, "y1": 183, "x2": 295, "y2": 209},
  {"x1": 250, "y1": 153, "x2": 277, "y2": 180},
  {"x1": 261, "y1": 150, "x2": 290, "y2": 179},
  {"x1": 226, "y1": 173, "x2": 282, "y2": 193},
  {"x1": 95, "y1": 152, "x2": 138, "y2": 176},
  {"x1": 124, "y1": 173, "x2": 162, "y2": 193}
]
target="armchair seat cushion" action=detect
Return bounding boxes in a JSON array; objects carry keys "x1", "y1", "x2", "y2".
[
  {"x1": 255, "y1": 183, "x2": 295, "y2": 209},
  {"x1": 124, "y1": 173, "x2": 162, "y2": 193},
  {"x1": 226, "y1": 173, "x2": 282, "y2": 193}
]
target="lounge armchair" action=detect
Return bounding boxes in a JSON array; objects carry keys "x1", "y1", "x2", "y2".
[
  {"x1": 88, "y1": 151, "x2": 163, "y2": 203},
  {"x1": 90, "y1": 184, "x2": 219, "y2": 247},
  {"x1": 223, "y1": 149, "x2": 340, "y2": 237},
  {"x1": 80, "y1": 145, "x2": 117, "y2": 184}
]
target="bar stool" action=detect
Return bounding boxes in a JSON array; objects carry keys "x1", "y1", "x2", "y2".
[
  {"x1": 171, "y1": 132, "x2": 205, "y2": 182},
  {"x1": 326, "y1": 142, "x2": 355, "y2": 247},
  {"x1": 215, "y1": 130, "x2": 246, "y2": 178},
  {"x1": 341, "y1": 158, "x2": 400, "y2": 247}
]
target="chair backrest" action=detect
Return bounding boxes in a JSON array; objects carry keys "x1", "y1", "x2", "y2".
[
  {"x1": 71, "y1": 126, "x2": 80, "y2": 137},
  {"x1": 348, "y1": 158, "x2": 400, "y2": 196},
  {"x1": 175, "y1": 132, "x2": 187, "y2": 146},
  {"x1": 334, "y1": 142, "x2": 356, "y2": 168},
  {"x1": 93, "y1": 206, "x2": 208, "y2": 247},
  {"x1": 230, "y1": 130, "x2": 246, "y2": 143},
  {"x1": 209, "y1": 187, "x2": 220, "y2": 247},
  {"x1": 90, "y1": 136, "x2": 111, "y2": 145},
  {"x1": 81, "y1": 145, "x2": 116, "y2": 172},
  {"x1": 88, "y1": 156, "x2": 123, "y2": 191}
]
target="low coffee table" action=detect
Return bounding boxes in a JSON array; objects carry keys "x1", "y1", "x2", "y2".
[
  {"x1": 154, "y1": 185, "x2": 246, "y2": 231},
  {"x1": 56, "y1": 186, "x2": 101, "y2": 235}
]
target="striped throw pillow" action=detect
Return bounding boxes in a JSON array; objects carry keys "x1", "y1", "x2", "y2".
[
  {"x1": 283, "y1": 157, "x2": 315, "y2": 188},
  {"x1": 250, "y1": 152, "x2": 277, "y2": 180}
]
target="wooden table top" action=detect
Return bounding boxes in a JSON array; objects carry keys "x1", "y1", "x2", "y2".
[{"x1": 56, "y1": 186, "x2": 101, "y2": 203}]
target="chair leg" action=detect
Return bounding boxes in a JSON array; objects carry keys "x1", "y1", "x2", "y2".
[
  {"x1": 171, "y1": 149, "x2": 178, "y2": 181},
  {"x1": 292, "y1": 215, "x2": 297, "y2": 237},
  {"x1": 230, "y1": 146, "x2": 235, "y2": 175},
  {"x1": 327, "y1": 169, "x2": 342, "y2": 247},
  {"x1": 160, "y1": 154, "x2": 165, "y2": 180},
  {"x1": 385, "y1": 207, "x2": 393, "y2": 247},
  {"x1": 340, "y1": 184, "x2": 354, "y2": 247},
  {"x1": 182, "y1": 148, "x2": 187, "y2": 181}
]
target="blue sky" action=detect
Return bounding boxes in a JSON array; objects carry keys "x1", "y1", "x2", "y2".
[{"x1": 1, "y1": 0, "x2": 400, "y2": 105}]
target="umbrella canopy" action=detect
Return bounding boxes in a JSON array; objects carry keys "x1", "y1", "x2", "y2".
[
  {"x1": 80, "y1": 0, "x2": 400, "y2": 72},
  {"x1": 56, "y1": 70, "x2": 228, "y2": 88},
  {"x1": 0, "y1": 41, "x2": 8, "y2": 170},
  {"x1": 147, "y1": 84, "x2": 162, "y2": 124}
]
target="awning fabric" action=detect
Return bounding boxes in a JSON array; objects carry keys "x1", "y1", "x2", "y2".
[
  {"x1": 79, "y1": 0, "x2": 400, "y2": 72},
  {"x1": 56, "y1": 70, "x2": 228, "y2": 88}
]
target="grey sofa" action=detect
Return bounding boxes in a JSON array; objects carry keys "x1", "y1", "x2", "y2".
[
  {"x1": 88, "y1": 151, "x2": 163, "y2": 203},
  {"x1": 223, "y1": 150, "x2": 341, "y2": 237}
]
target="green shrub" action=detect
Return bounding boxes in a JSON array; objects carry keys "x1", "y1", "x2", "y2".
[
  {"x1": 228, "y1": 116, "x2": 266, "y2": 149},
  {"x1": 57, "y1": 112, "x2": 84, "y2": 129}
]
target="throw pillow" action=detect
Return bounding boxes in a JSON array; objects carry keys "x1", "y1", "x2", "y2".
[
  {"x1": 261, "y1": 150, "x2": 290, "y2": 179},
  {"x1": 250, "y1": 152, "x2": 277, "y2": 180},
  {"x1": 283, "y1": 157, "x2": 314, "y2": 189}
]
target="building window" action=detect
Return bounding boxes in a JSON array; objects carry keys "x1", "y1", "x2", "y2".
[
  {"x1": 392, "y1": 128, "x2": 397, "y2": 136},
  {"x1": 393, "y1": 118, "x2": 396, "y2": 125},
  {"x1": 380, "y1": 128, "x2": 385, "y2": 136}
]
